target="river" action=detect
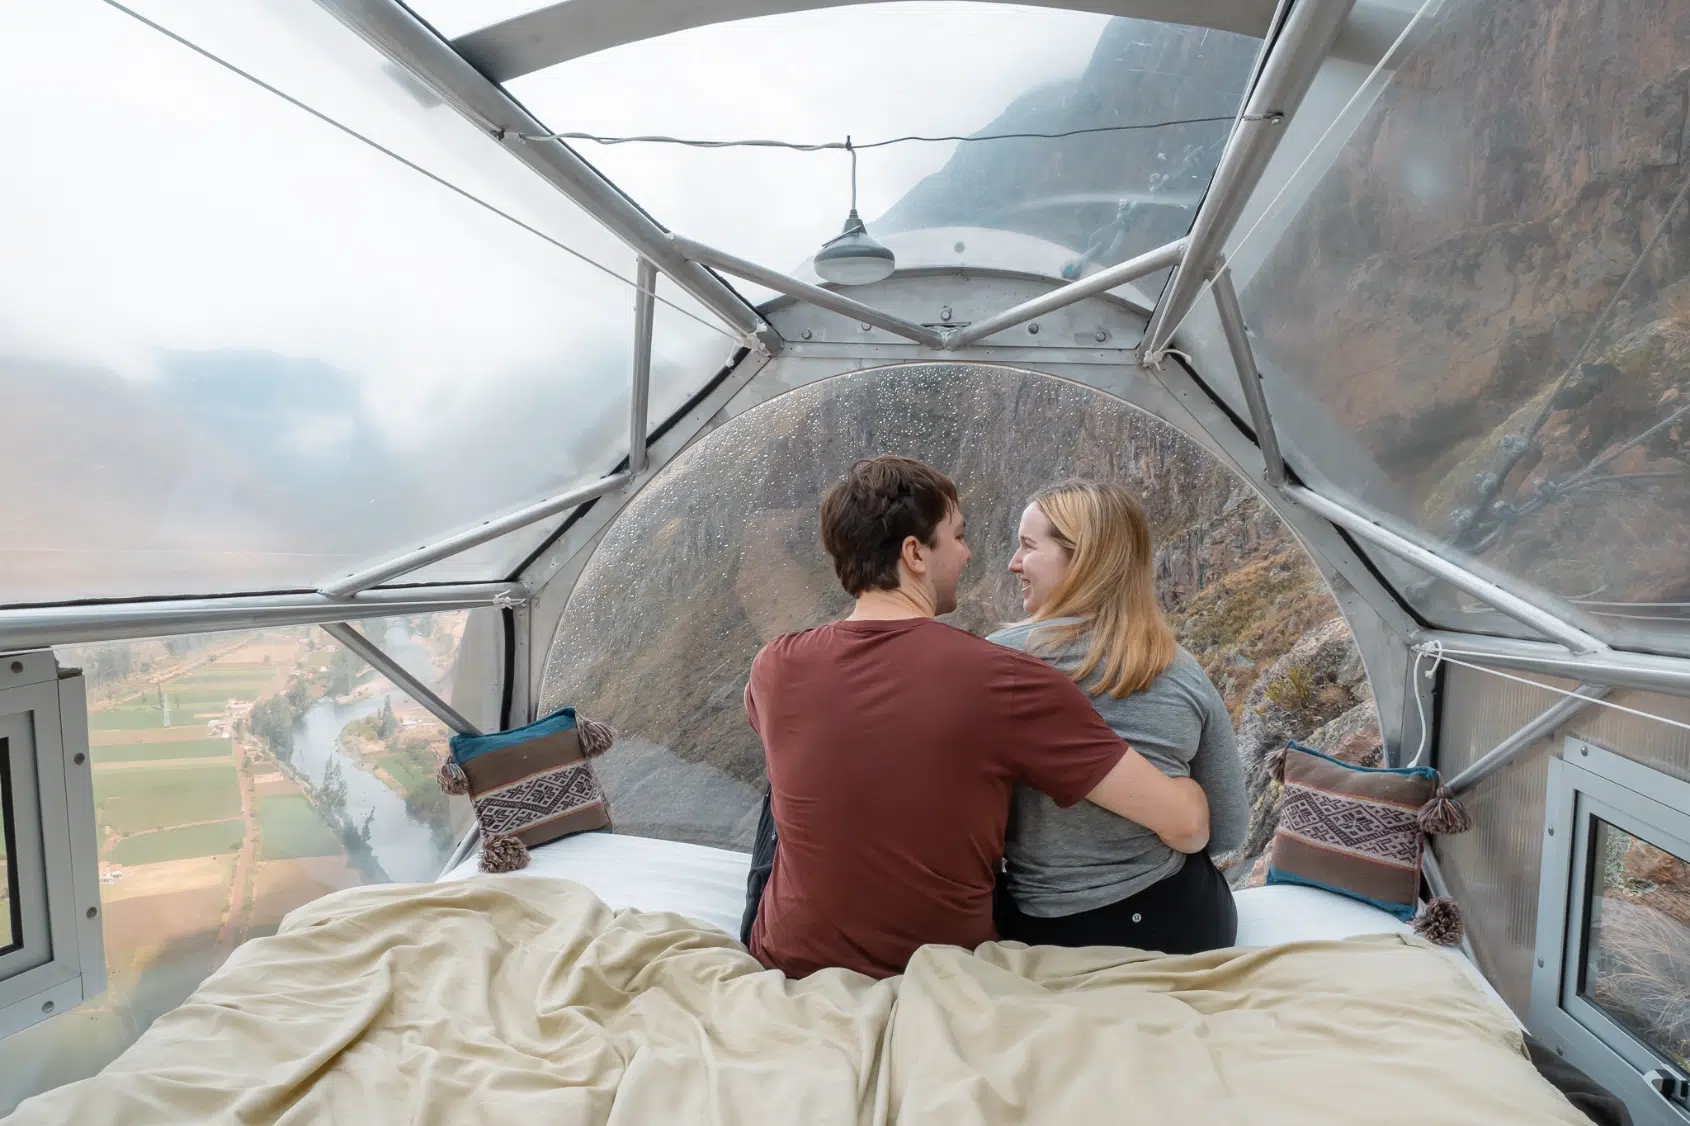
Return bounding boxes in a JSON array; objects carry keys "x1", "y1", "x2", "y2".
[{"x1": 284, "y1": 625, "x2": 452, "y2": 884}]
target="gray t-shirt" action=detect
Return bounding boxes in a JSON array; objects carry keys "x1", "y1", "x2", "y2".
[{"x1": 986, "y1": 619, "x2": 1247, "y2": 917}]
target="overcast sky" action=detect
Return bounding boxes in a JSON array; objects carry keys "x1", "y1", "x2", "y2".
[{"x1": 3, "y1": 0, "x2": 1104, "y2": 404}]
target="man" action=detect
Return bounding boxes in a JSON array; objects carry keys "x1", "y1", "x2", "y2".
[{"x1": 742, "y1": 455, "x2": 1209, "y2": 979}]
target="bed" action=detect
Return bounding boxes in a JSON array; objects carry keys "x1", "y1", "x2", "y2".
[{"x1": 4, "y1": 833, "x2": 1589, "y2": 1125}]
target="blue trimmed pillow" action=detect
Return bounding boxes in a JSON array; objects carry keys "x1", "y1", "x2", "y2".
[
  {"x1": 1265, "y1": 741, "x2": 1470, "y2": 943},
  {"x1": 437, "y1": 706, "x2": 615, "y2": 872}
]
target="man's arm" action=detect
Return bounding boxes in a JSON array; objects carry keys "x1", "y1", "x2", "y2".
[
  {"x1": 1085, "y1": 756, "x2": 1210, "y2": 854},
  {"x1": 1006, "y1": 651, "x2": 1210, "y2": 853}
]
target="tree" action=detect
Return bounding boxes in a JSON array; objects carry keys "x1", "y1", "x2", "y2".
[
  {"x1": 376, "y1": 698, "x2": 397, "y2": 739},
  {"x1": 324, "y1": 647, "x2": 365, "y2": 698}
]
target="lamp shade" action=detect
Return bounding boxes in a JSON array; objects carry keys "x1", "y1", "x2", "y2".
[{"x1": 813, "y1": 209, "x2": 895, "y2": 285}]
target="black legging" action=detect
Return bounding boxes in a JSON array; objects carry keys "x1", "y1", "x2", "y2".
[
  {"x1": 740, "y1": 785, "x2": 778, "y2": 947},
  {"x1": 994, "y1": 850, "x2": 1238, "y2": 956}
]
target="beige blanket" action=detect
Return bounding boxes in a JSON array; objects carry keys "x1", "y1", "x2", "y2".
[{"x1": 7, "y1": 877, "x2": 1585, "y2": 1125}]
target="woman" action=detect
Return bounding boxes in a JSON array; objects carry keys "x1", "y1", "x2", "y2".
[{"x1": 987, "y1": 479, "x2": 1246, "y2": 955}]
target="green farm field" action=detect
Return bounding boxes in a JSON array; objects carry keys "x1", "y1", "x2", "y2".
[
  {"x1": 108, "y1": 819, "x2": 245, "y2": 865},
  {"x1": 376, "y1": 747, "x2": 437, "y2": 795},
  {"x1": 92, "y1": 739, "x2": 232, "y2": 764},
  {"x1": 257, "y1": 796, "x2": 340, "y2": 861},
  {"x1": 89, "y1": 708, "x2": 168, "y2": 732},
  {"x1": 94, "y1": 764, "x2": 241, "y2": 836}
]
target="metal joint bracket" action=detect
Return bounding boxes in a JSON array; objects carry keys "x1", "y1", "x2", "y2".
[{"x1": 321, "y1": 622, "x2": 482, "y2": 736}]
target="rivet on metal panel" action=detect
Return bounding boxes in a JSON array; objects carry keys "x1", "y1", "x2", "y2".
[
  {"x1": 1548, "y1": 827, "x2": 1555, "y2": 836},
  {"x1": 859, "y1": 322, "x2": 872, "y2": 332},
  {"x1": 41, "y1": 1001, "x2": 53, "y2": 1014},
  {"x1": 1580, "y1": 746, "x2": 1588, "y2": 756},
  {"x1": 940, "y1": 306, "x2": 952, "y2": 321},
  {"x1": 8, "y1": 660, "x2": 19, "y2": 674},
  {"x1": 801, "y1": 329, "x2": 812, "y2": 340},
  {"x1": 1027, "y1": 323, "x2": 1040, "y2": 335},
  {"x1": 86, "y1": 906, "x2": 97, "y2": 919},
  {"x1": 74, "y1": 753, "x2": 85, "y2": 766},
  {"x1": 1095, "y1": 329, "x2": 1109, "y2": 342},
  {"x1": 1538, "y1": 958, "x2": 1545, "y2": 967}
]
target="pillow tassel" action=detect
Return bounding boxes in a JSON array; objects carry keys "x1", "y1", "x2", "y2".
[
  {"x1": 479, "y1": 832, "x2": 530, "y2": 873},
  {"x1": 576, "y1": 716, "x2": 617, "y2": 758},
  {"x1": 437, "y1": 758, "x2": 470, "y2": 796},
  {"x1": 1265, "y1": 745, "x2": 1287, "y2": 785},
  {"x1": 1417, "y1": 783, "x2": 1472, "y2": 835},
  {"x1": 1411, "y1": 895, "x2": 1465, "y2": 946}
]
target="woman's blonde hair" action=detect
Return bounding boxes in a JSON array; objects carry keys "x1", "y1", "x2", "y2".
[{"x1": 1024, "y1": 479, "x2": 1176, "y2": 698}]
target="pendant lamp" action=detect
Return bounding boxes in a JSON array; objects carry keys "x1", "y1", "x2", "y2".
[{"x1": 813, "y1": 138, "x2": 895, "y2": 286}]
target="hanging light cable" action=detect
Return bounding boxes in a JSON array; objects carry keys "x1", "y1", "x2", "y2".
[{"x1": 812, "y1": 138, "x2": 896, "y2": 286}]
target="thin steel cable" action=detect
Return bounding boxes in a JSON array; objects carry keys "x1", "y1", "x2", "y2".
[
  {"x1": 1416, "y1": 642, "x2": 1690, "y2": 736},
  {"x1": 96, "y1": 0, "x2": 744, "y2": 344},
  {"x1": 517, "y1": 115, "x2": 1278, "y2": 149}
]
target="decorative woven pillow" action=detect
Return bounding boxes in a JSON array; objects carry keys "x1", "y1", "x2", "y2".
[
  {"x1": 1266, "y1": 741, "x2": 1470, "y2": 941},
  {"x1": 437, "y1": 706, "x2": 615, "y2": 872}
]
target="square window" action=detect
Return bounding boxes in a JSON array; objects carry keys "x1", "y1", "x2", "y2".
[
  {"x1": 1579, "y1": 819, "x2": 1690, "y2": 1072},
  {"x1": 1533, "y1": 740, "x2": 1690, "y2": 1126}
]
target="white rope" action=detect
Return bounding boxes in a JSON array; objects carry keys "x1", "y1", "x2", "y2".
[
  {"x1": 1412, "y1": 642, "x2": 1690, "y2": 736},
  {"x1": 1406, "y1": 642, "x2": 1443, "y2": 767}
]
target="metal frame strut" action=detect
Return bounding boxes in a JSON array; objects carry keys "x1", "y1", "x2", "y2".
[{"x1": 322, "y1": 621, "x2": 483, "y2": 736}]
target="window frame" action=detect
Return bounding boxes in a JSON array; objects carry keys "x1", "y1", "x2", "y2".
[
  {"x1": 1533, "y1": 737, "x2": 1690, "y2": 1126},
  {"x1": 0, "y1": 652, "x2": 105, "y2": 1040}
]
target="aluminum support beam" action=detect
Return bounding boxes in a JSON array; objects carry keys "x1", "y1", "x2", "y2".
[
  {"x1": 1446, "y1": 685, "x2": 1610, "y2": 794},
  {"x1": 943, "y1": 239, "x2": 1186, "y2": 350},
  {"x1": 313, "y1": 0, "x2": 777, "y2": 352},
  {"x1": 1141, "y1": 0, "x2": 1356, "y2": 357},
  {"x1": 320, "y1": 472, "x2": 633, "y2": 598},
  {"x1": 1210, "y1": 264, "x2": 1286, "y2": 487},
  {"x1": 671, "y1": 236, "x2": 945, "y2": 348},
  {"x1": 1414, "y1": 631, "x2": 1690, "y2": 700},
  {"x1": 1285, "y1": 486, "x2": 1608, "y2": 655},
  {"x1": 452, "y1": 0, "x2": 1413, "y2": 85},
  {"x1": 0, "y1": 583, "x2": 525, "y2": 651},
  {"x1": 322, "y1": 622, "x2": 483, "y2": 736},
  {"x1": 629, "y1": 259, "x2": 657, "y2": 474}
]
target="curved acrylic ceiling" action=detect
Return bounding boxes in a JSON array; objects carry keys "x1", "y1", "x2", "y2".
[
  {"x1": 0, "y1": 0, "x2": 737, "y2": 605},
  {"x1": 503, "y1": 3, "x2": 1260, "y2": 301},
  {"x1": 1189, "y1": 0, "x2": 1690, "y2": 656}
]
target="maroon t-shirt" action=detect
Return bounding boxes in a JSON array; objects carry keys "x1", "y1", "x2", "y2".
[{"x1": 744, "y1": 617, "x2": 1128, "y2": 979}]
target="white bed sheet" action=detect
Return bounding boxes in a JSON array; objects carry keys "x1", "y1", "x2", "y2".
[{"x1": 444, "y1": 832, "x2": 1512, "y2": 1016}]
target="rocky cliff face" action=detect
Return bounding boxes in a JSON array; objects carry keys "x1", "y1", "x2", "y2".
[
  {"x1": 1241, "y1": 0, "x2": 1690, "y2": 641},
  {"x1": 877, "y1": 19, "x2": 1258, "y2": 274}
]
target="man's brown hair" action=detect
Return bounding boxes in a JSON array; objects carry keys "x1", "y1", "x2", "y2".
[{"x1": 819, "y1": 456, "x2": 960, "y2": 596}]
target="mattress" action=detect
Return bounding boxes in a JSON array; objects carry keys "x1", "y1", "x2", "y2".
[{"x1": 443, "y1": 831, "x2": 1511, "y2": 1014}]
